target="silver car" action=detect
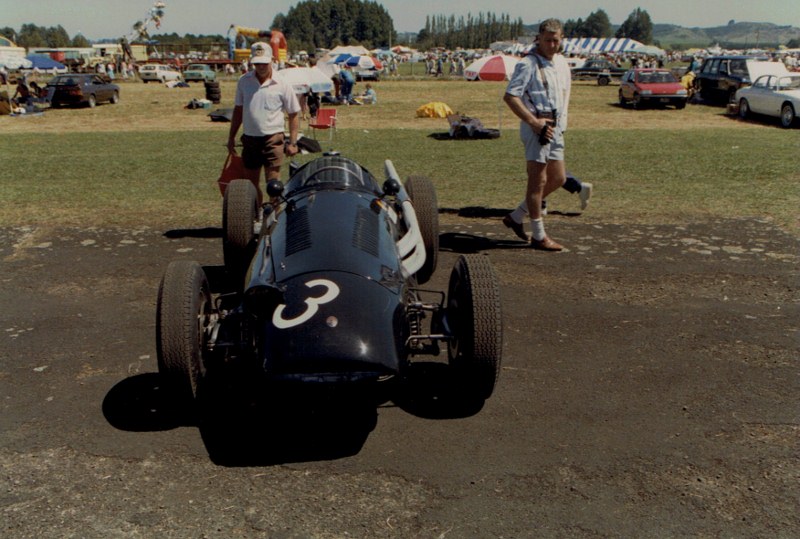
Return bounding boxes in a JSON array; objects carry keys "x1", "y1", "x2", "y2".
[
  {"x1": 736, "y1": 73, "x2": 800, "y2": 128},
  {"x1": 138, "y1": 64, "x2": 183, "y2": 83}
]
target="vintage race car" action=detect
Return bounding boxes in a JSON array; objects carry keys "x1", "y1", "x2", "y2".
[{"x1": 156, "y1": 154, "x2": 502, "y2": 409}]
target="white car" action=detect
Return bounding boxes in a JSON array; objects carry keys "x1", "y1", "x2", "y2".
[
  {"x1": 139, "y1": 64, "x2": 183, "y2": 83},
  {"x1": 736, "y1": 73, "x2": 800, "y2": 128}
]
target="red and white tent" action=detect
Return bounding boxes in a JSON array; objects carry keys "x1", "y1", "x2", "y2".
[{"x1": 464, "y1": 55, "x2": 520, "y2": 81}]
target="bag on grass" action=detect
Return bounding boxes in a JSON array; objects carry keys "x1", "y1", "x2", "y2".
[{"x1": 217, "y1": 153, "x2": 247, "y2": 196}]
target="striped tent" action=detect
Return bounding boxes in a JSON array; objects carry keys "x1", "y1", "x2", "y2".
[{"x1": 561, "y1": 37, "x2": 645, "y2": 55}]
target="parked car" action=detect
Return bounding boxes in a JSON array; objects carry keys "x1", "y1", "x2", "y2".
[
  {"x1": 736, "y1": 73, "x2": 800, "y2": 128},
  {"x1": 354, "y1": 68, "x2": 380, "y2": 81},
  {"x1": 46, "y1": 73, "x2": 119, "y2": 108},
  {"x1": 183, "y1": 63, "x2": 216, "y2": 82},
  {"x1": 139, "y1": 64, "x2": 183, "y2": 83},
  {"x1": 155, "y1": 154, "x2": 503, "y2": 415},
  {"x1": 693, "y1": 55, "x2": 788, "y2": 103},
  {"x1": 618, "y1": 68, "x2": 688, "y2": 109},
  {"x1": 571, "y1": 58, "x2": 627, "y2": 86}
]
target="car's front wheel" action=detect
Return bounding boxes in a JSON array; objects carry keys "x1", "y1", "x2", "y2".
[
  {"x1": 446, "y1": 254, "x2": 503, "y2": 401},
  {"x1": 156, "y1": 260, "x2": 213, "y2": 406},
  {"x1": 110, "y1": 91, "x2": 119, "y2": 104},
  {"x1": 222, "y1": 179, "x2": 258, "y2": 288},
  {"x1": 780, "y1": 103, "x2": 796, "y2": 128},
  {"x1": 738, "y1": 98, "x2": 750, "y2": 119},
  {"x1": 405, "y1": 175, "x2": 439, "y2": 285},
  {"x1": 87, "y1": 94, "x2": 96, "y2": 108}
]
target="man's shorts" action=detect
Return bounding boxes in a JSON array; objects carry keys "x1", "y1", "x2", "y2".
[
  {"x1": 520, "y1": 122, "x2": 565, "y2": 163},
  {"x1": 241, "y1": 133, "x2": 285, "y2": 170}
]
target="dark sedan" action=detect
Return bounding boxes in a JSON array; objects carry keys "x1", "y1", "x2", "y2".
[{"x1": 46, "y1": 74, "x2": 120, "y2": 108}]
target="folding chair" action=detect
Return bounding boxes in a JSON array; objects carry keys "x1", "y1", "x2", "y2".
[{"x1": 309, "y1": 107, "x2": 337, "y2": 141}]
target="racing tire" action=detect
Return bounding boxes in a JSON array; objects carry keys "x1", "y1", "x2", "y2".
[
  {"x1": 446, "y1": 254, "x2": 503, "y2": 401},
  {"x1": 222, "y1": 179, "x2": 258, "y2": 287},
  {"x1": 87, "y1": 94, "x2": 96, "y2": 108},
  {"x1": 738, "y1": 98, "x2": 750, "y2": 119},
  {"x1": 110, "y1": 91, "x2": 119, "y2": 104},
  {"x1": 156, "y1": 260, "x2": 212, "y2": 406},
  {"x1": 404, "y1": 175, "x2": 439, "y2": 285},
  {"x1": 780, "y1": 103, "x2": 796, "y2": 128}
]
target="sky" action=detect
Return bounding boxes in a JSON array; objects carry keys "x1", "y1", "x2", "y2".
[{"x1": 3, "y1": 0, "x2": 799, "y2": 41}]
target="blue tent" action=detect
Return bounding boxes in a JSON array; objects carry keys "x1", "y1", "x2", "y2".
[{"x1": 25, "y1": 55, "x2": 66, "y2": 70}]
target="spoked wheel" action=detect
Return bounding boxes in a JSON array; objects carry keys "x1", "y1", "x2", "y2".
[
  {"x1": 222, "y1": 179, "x2": 258, "y2": 288},
  {"x1": 156, "y1": 260, "x2": 214, "y2": 406},
  {"x1": 446, "y1": 254, "x2": 503, "y2": 401},
  {"x1": 405, "y1": 175, "x2": 439, "y2": 284}
]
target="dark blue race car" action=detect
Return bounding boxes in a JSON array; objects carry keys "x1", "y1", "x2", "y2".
[{"x1": 156, "y1": 154, "x2": 502, "y2": 409}]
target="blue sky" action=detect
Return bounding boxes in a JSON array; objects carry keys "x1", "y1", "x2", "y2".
[{"x1": 4, "y1": 0, "x2": 799, "y2": 40}]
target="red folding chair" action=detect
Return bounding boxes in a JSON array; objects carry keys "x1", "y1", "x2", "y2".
[{"x1": 309, "y1": 107, "x2": 337, "y2": 141}]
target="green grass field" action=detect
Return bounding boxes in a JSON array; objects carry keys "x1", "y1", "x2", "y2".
[{"x1": 1, "y1": 79, "x2": 798, "y2": 233}]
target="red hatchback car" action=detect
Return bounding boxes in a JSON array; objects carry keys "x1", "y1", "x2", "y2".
[{"x1": 619, "y1": 68, "x2": 688, "y2": 109}]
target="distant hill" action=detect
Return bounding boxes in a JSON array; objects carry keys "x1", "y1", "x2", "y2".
[
  {"x1": 517, "y1": 21, "x2": 800, "y2": 50},
  {"x1": 653, "y1": 21, "x2": 800, "y2": 49}
]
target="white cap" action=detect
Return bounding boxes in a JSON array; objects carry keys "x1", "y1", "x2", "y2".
[{"x1": 250, "y1": 42, "x2": 273, "y2": 64}]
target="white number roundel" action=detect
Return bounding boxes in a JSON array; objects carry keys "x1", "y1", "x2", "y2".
[{"x1": 272, "y1": 279, "x2": 340, "y2": 329}]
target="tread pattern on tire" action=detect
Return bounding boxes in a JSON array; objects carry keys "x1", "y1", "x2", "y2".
[
  {"x1": 156, "y1": 260, "x2": 209, "y2": 403},
  {"x1": 405, "y1": 175, "x2": 439, "y2": 284},
  {"x1": 449, "y1": 254, "x2": 503, "y2": 399},
  {"x1": 223, "y1": 180, "x2": 258, "y2": 284}
]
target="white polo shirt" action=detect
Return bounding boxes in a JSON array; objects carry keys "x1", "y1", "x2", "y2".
[{"x1": 234, "y1": 71, "x2": 301, "y2": 136}]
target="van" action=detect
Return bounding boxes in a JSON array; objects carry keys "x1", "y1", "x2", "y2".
[{"x1": 694, "y1": 55, "x2": 788, "y2": 103}]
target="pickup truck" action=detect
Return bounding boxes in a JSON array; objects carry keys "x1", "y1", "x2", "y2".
[{"x1": 571, "y1": 59, "x2": 627, "y2": 85}]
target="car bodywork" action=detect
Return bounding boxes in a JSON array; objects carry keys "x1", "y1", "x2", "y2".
[
  {"x1": 183, "y1": 63, "x2": 216, "y2": 82},
  {"x1": 736, "y1": 73, "x2": 800, "y2": 128},
  {"x1": 46, "y1": 74, "x2": 119, "y2": 108},
  {"x1": 694, "y1": 55, "x2": 788, "y2": 103},
  {"x1": 156, "y1": 154, "x2": 503, "y2": 412},
  {"x1": 139, "y1": 63, "x2": 183, "y2": 83},
  {"x1": 618, "y1": 68, "x2": 688, "y2": 109},
  {"x1": 571, "y1": 58, "x2": 627, "y2": 85}
]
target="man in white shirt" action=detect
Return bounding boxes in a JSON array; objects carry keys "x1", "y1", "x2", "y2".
[
  {"x1": 227, "y1": 42, "x2": 301, "y2": 204},
  {"x1": 502, "y1": 19, "x2": 572, "y2": 251}
]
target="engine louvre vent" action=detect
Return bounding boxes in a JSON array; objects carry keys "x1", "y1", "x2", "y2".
[
  {"x1": 352, "y1": 206, "x2": 379, "y2": 256},
  {"x1": 285, "y1": 206, "x2": 312, "y2": 256}
]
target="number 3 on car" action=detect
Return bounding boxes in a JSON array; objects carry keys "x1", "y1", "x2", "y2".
[{"x1": 272, "y1": 279, "x2": 340, "y2": 329}]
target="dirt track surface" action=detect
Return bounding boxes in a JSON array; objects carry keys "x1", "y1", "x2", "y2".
[{"x1": 1, "y1": 215, "x2": 798, "y2": 538}]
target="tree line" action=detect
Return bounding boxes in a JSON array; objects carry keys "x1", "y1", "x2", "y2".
[
  {"x1": 563, "y1": 8, "x2": 654, "y2": 45},
  {"x1": 271, "y1": 0, "x2": 396, "y2": 52},
  {"x1": 415, "y1": 13, "x2": 525, "y2": 50},
  {"x1": 1, "y1": 24, "x2": 90, "y2": 48}
]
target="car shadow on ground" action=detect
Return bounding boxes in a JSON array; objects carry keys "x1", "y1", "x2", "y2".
[{"x1": 163, "y1": 227, "x2": 222, "y2": 239}]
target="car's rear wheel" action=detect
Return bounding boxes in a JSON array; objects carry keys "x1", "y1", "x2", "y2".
[
  {"x1": 598, "y1": 76, "x2": 610, "y2": 86},
  {"x1": 110, "y1": 91, "x2": 119, "y2": 104},
  {"x1": 738, "y1": 98, "x2": 750, "y2": 119},
  {"x1": 87, "y1": 94, "x2": 96, "y2": 108},
  {"x1": 780, "y1": 103, "x2": 796, "y2": 128},
  {"x1": 156, "y1": 260, "x2": 212, "y2": 406},
  {"x1": 223, "y1": 179, "x2": 258, "y2": 288},
  {"x1": 405, "y1": 175, "x2": 439, "y2": 285},
  {"x1": 446, "y1": 254, "x2": 503, "y2": 401}
]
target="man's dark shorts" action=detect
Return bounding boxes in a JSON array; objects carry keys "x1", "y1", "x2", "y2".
[{"x1": 241, "y1": 133, "x2": 285, "y2": 170}]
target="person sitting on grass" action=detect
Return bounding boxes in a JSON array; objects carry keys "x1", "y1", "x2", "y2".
[{"x1": 354, "y1": 84, "x2": 377, "y2": 105}]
